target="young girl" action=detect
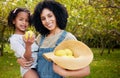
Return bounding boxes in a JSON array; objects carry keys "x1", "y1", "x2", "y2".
[{"x1": 8, "y1": 8, "x2": 39, "y2": 78}]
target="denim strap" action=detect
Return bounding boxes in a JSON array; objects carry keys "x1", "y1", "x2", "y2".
[
  {"x1": 39, "y1": 35, "x2": 45, "y2": 47},
  {"x1": 55, "y1": 30, "x2": 67, "y2": 46}
]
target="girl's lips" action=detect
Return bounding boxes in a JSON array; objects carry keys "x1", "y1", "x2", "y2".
[{"x1": 21, "y1": 25, "x2": 27, "y2": 29}]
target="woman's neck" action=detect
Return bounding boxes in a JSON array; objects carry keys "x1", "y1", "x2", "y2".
[{"x1": 47, "y1": 28, "x2": 62, "y2": 37}]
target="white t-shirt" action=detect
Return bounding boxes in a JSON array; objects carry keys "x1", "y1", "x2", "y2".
[
  {"x1": 9, "y1": 34, "x2": 38, "y2": 58},
  {"x1": 9, "y1": 34, "x2": 38, "y2": 76}
]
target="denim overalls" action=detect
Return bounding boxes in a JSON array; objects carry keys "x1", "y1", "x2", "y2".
[{"x1": 37, "y1": 31, "x2": 67, "y2": 78}]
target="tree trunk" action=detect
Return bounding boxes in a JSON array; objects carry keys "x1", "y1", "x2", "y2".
[
  {"x1": 108, "y1": 48, "x2": 111, "y2": 54},
  {"x1": 100, "y1": 37, "x2": 105, "y2": 56},
  {"x1": 0, "y1": 45, "x2": 3, "y2": 56}
]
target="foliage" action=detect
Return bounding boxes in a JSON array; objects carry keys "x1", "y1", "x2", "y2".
[
  {"x1": 0, "y1": 0, "x2": 120, "y2": 56},
  {"x1": 58, "y1": 0, "x2": 120, "y2": 55}
]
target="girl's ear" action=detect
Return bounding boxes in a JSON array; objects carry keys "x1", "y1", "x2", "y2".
[{"x1": 12, "y1": 20, "x2": 15, "y2": 24}]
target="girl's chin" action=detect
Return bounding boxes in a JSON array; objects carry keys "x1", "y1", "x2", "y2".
[{"x1": 20, "y1": 29, "x2": 26, "y2": 32}]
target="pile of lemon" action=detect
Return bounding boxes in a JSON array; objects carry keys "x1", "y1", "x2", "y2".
[
  {"x1": 43, "y1": 40, "x2": 93, "y2": 70},
  {"x1": 54, "y1": 49, "x2": 74, "y2": 58}
]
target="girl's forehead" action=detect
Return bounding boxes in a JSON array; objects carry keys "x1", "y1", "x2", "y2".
[{"x1": 16, "y1": 12, "x2": 29, "y2": 17}]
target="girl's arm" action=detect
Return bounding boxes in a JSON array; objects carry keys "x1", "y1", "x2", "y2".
[
  {"x1": 53, "y1": 63, "x2": 90, "y2": 78},
  {"x1": 23, "y1": 35, "x2": 35, "y2": 61}
]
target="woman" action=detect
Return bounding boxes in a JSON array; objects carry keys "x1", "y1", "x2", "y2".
[{"x1": 18, "y1": 0, "x2": 90, "y2": 78}]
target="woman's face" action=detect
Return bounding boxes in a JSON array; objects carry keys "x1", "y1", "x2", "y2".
[{"x1": 40, "y1": 8, "x2": 58, "y2": 31}]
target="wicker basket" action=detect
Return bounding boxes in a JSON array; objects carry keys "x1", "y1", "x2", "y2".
[{"x1": 43, "y1": 40, "x2": 93, "y2": 70}]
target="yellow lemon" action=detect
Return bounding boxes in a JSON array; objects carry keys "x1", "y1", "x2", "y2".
[
  {"x1": 64, "y1": 49, "x2": 73, "y2": 56},
  {"x1": 25, "y1": 30, "x2": 34, "y2": 40},
  {"x1": 54, "y1": 50, "x2": 66, "y2": 56}
]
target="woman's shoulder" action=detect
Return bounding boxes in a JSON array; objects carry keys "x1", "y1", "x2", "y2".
[{"x1": 65, "y1": 31, "x2": 77, "y2": 40}]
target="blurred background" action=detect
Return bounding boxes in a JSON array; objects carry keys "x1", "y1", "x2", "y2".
[{"x1": 0, "y1": 0, "x2": 120, "y2": 78}]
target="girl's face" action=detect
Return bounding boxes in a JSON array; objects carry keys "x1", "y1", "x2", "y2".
[
  {"x1": 40, "y1": 8, "x2": 58, "y2": 31},
  {"x1": 13, "y1": 12, "x2": 29, "y2": 34}
]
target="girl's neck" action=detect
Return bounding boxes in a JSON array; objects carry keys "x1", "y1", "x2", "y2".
[{"x1": 14, "y1": 30, "x2": 25, "y2": 35}]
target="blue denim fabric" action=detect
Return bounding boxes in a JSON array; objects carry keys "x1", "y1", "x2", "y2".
[{"x1": 37, "y1": 31, "x2": 67, "y2": 78}]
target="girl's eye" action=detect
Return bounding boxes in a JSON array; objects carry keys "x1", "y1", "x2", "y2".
[
  {"x1": 19, "y1": 18, "x2": 23, "y2": 21},
  {"x1": 19, "y1": 18, "x2": 28, "y2": 22},
  {"x1": 25, "y1": 19, "x2": 29, "y2": 22},
  {"x1": 41, "y1": 17, "x2": 45, "y2": 21}
]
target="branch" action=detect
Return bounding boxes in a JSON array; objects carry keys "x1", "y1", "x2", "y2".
[{"x1": 109, "y1": 29, "x2": 120, "y2": 36}]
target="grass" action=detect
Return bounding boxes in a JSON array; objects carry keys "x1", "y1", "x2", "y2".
[
  {"x1": 0, "y1": 52, "x2": 21, "y2": 78},
  {"x1": 85, "y1": 48, "x2": 120, "y2": 78},
  {"x1": 0, "y1": 48, "x2": 120, "y2": 78}
]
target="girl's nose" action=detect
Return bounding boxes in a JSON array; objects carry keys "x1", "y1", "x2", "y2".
[{"x1": 23, "y1": 20, "x2": 27, "y2": 24}]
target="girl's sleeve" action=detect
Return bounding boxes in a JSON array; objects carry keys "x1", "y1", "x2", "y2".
[{"x1": 10, "y1": 38, "x2": 25, "y2": 58}]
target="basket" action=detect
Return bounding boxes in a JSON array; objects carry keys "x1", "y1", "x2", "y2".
[{"x1": 43, "y1": 40, "x2": 93, "y2": 70}]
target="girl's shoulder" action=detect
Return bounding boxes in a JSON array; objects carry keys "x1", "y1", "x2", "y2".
[
  {"x1": 9, "y1": 34, "x2": 23, "y2": 42},
  {"x1": 10, "y1": 34, "x2": 22, "y2": 39}
]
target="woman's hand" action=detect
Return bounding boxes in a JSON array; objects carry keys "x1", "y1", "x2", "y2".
[
  {"x1": 53, "y1": 63, "x2": 67, "y2": 77},
  {"x1": 53, "y1": 63, "x2": 90, "y2": 77},
  {"x1": 17, "y1": 58, "x2": 33, "y2": 69}
]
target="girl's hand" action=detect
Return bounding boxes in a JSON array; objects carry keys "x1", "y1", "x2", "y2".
[
  {"x1": 23, "y1": 34, "x2": 35, "y2": 45},
  {"x1": 17, "y1": 58, "x2": 33, "y2": 69},
  {"x1": 23, "y1": 31, "x2": 35, "y2": 46}
]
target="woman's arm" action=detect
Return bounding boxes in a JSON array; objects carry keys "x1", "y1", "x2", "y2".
[
  {"x1": 17, "y1": 58, "x2": 33, "y2": 69},
  {"x1": 53, "y1": 63, "x2": 90, "y2": 78}
]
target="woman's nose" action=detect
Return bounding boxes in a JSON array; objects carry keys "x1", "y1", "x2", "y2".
[{"x1": 45, "y1": 17, "x2": 50, "y2": 23}]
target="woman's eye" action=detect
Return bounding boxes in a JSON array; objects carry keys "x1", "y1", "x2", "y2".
[{"x1": 48, "y1": 14, "x2": 52, "y2": 18}]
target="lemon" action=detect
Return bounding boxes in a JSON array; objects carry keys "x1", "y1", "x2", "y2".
[
  {"x1": 25, "y1": 30, "x2": 34, "y2": 40},
  {"x1": 54, "y1": 50, "x2": 66, "y2": 56},
  {"x1": 55, "y1": 49, "x2": 74, "y2": 58},
  {"x1": 64, "y1": 49, "x2": 73, "y2": 56}
]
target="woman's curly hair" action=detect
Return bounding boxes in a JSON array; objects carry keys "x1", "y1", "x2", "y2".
[{"x1": 32, "y1": 0, "x2": 68, "y2": 36}]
